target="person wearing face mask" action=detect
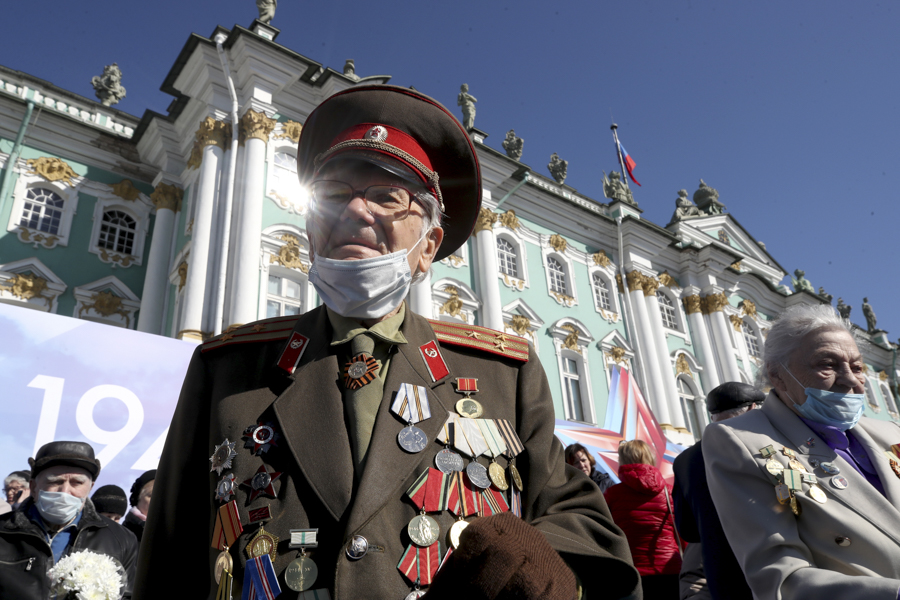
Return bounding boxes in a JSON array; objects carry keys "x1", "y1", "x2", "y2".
[
  {"x1": 135, "y1": 85, "x2": 638, "y2": 600},
  {"x1": 0, "y1": 441, "x2": 138, "y2": 599},
  {"x1": 704, "y1": 304, "x2": 900, "y2": 599}
]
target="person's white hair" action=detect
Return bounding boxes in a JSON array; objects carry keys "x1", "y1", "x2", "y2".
[
  {"x1": 3, "y1": 473, "x2": 27, "y2": 489},
  {"x1": 760, "y1": 303, "x2": 855, "y2": 388},
  {"x1": 411, "y1": 190, "x2": 444, "y2": 285}
]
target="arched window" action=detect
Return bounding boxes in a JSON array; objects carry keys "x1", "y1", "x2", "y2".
[
  {"x1": 547, "y1": 257, "x2": 567, "y2": 295},
  {"x1": 98, "y1": 210, "x2": 137, "y2": 255},
  {"x1": 497, "y1": 237, "x2": 518, "y2": 278},
  {"x1": 562, "y1": 355, "x2": 585, "y2": 422},
  {"x1": 592, "y1": 272, "x2": 611, "y2": 311},
  {"x1": 677, "y1": 377, "x2": 703, "y2": 441},
  {"x1": 879, "y1": 381, "x2": 898, "y2": 414},
  {"x1": 273, "y1": 151, "x2": 298, "y2": 189},
  {"x1": 657, "y1": 291, "x2": 678, "y2": 329},
  {"x1": 266, "y1": 273, "x2": 303, "y2": 318},
  {"x1": 20, "y1": 187, "x2": 64, "y2": 234},
  {"x1": 742, "y1": 321, "x2": 761, "y2": 358},
  {"x1": 864, "y1": 378, "x2": 880, "y2": 412}
]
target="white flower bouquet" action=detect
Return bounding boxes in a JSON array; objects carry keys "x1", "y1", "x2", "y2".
[{"x1": 47, "y1": 550, "x2": 125, "y2": 600}]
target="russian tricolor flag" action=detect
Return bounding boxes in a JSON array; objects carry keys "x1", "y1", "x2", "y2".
[{"x1": 617, "y1": 141, "x2": 641, "y2": 186}]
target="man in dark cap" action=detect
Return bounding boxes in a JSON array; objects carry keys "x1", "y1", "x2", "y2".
[
  {"x1": 123, "y1": 470, "x2": 155, "y2": 541},
  {"x1": 136, "y1": 85, "x2": 637, "y2": 600},
  {"x1": 92, "y1": 484, "x2": 128, "y2": 522},
  {"x1": 0, "y1": 441, "x2": 138, "y2": 599},
  {"x1": 672, "y1": 382, "x2": 765, "y2": 600}
]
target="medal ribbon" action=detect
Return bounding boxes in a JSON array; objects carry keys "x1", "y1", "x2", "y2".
[
  {"x1": 457, "y1": 418, "x2": 488, "y2": 457},
  {"x1": 216, "y1": 568, "x2": 233, "y2": 600},
  {"x1": 456, "y1": 378, "x2": 478, "y2": 394},
  {"x1": 495, "y1": 419, "x2": 524, "y2": 458},
  {"x1": 510, "y1": 486, "x2": 522, "y2": 518},
  {"x1": 212, "y1": 501, "x2": 243, "y2": 550},
  {"x1": 438, "y1": 414, "x2": 473, "y2": 456},
  {"x1": 407, "y1": 469, "x2": 430, "y2": 509},
  {"x1": 391, "y1": 383, "x2": 431, "y2": 424},
  {"x1": 397, "y1": 541, "x2": 443, "y2": 585},
  {"x1": 343, "y1": 354, "x2": 379, "y2": 390},
  {"x1": 477, "y1": 419, "x2": 507, "y2": 458},
  {"x1": 480, "y1": 488, "x2": 510, "y2": 516},
  {"x1": 460, "y1": 472, "x2": 480, "y2": 517},
  {"x1": 423, "y1": 468, "x2": 446, "y2": 512},
  {"x1": 447, "y1": 472, "x2": 462, "y2": 516},
  {"x1": 242, "y1": 555, "x2": 281, "y2": 600},
  {"x1": 783, "y1": 469, "x2": 803, "y2": 491}
]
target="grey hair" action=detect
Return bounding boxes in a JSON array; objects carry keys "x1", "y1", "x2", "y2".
[
  {"x1": 411, "y1": 190, "x2": 444, "y2": 285},
  {"x1": 4, "y1": 474, "x2": 27, "y2": 488},
  {"x1": 759, "y1": 303, "x2": 855, "y2": 388},
  {"x1": 710, "y1": 403, "x2": 758, "y2": 423}
]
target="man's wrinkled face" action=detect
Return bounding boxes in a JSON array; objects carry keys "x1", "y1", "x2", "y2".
[
  {"x1": 30, "y1": 465, "x2": 93, "y2": 500},
  {"x1": 773, "y1": 328, "x2": 866, "y2": 408},
  {"x1": 308, "y1": 159, "x2": 442, "y2": 275}
]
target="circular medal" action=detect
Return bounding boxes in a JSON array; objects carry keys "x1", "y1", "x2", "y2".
[
  {"x1": 488, "y1": 462, "x2": 509, "y2": 490},
  {"x1": 790, "y1": 495, "x2": 802, "y2": 516},
  {"x1": 405, "y1": 591, "x2": 427, "y2": 600},
  {"x1": 398, "y1": 425, "x2": 428, "y2": 453},
  {"x1": 435, "y1": 449, "x2": 465, "y2": 473},
  {"x1": 765, "y1": 459, "x2": 784, "y2": 476},
  {"x1": 246, "y1": 526, "x2": 279, "y2": 560},
  {"x1": 831, "y1": 475, "x2": 849, "y2": 490},
  {"x1": 285, "y1": 555, "x2": 318, "y2": 592},
  {"x1": 466, "y1": 461, "x2": 491, "y2": 489},
  {"x1": 252, "y1": 424, "x2": 275, "y2": 445},
  {"x1": 788, "y1": 459, "x2": 807, "y2": 473},
  {"x1": 407, "y1": 514, "x2": 440, "y2": 547},
  {"x1": 214, "y1": 550, "x2": 232, "y2": 584},
  {"x1": 252, "y1": 471, "x2": 272, "y2": 491},
  {"x1": 448, "y1": 519, "x2": 469, "y2": 549},
  {"x1": 215, "y1": 474, "x2": 236, "y2": 503},
  {"x1": 456, "y1": 398, "x2": 484, "y2": 419},
  {"x1": 510, "y1": 464, "x2": 523, "y2": 491},
  {"x1": 346, "y1": 535, "x2": 368, "y2": 560},
  {"x1": 820, "y1": 461, "x2": 840, "y2": 475},
  {"x1": 808, "y1": 485, "x2": 827, "y2": 504}
]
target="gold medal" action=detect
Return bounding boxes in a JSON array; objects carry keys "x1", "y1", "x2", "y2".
[
  {"x1": 407, "y1": 514, "x2": 440, "y2": 547},
  {"x1": 214, "y1": 549, "x2": 233, "y2": 585},
  {"x1": 765, "y1": 459, "x2": 784, "y2": 476},
  {"x1": 285, "y1": 555, "x2": 318, "y2": 592},
  {"x1": 449, "y1": 520, "x2": 469, "y2": 550},
  {"x1": 246, "y1": 526, "x2": 279, "y2": 560},
  {"x1": 455, "y1": 398, "x2": 484, "y2": 419},
  {"x1": 510, "y1": 464, "x2": 523, "y2": 491},
  {"x1": 808, "y1": 485, "x2": 827, "y2": 504},
  {"x1": 488, "y1": 462, "x2": 508, "y2": 490},
  {"x1": 788, "y1": 459, "x2": 807, "y2": 473},
  {"x1": 775, "y1": 483, "x2": 791, "y2": 504},
  {"x1": 790, "y1": 495, "x2": 802, "y2": 516}
]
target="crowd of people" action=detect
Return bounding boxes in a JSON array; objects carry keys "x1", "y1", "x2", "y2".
[{"x1": 2, "y1": 84, "x2": 899, "y2": 600}]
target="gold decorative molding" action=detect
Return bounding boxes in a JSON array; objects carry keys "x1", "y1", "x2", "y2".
[
  {"x1": 878, "y1": 370, "x2": 888, "y2": 382},
  {"x1": 862, "y1": 363, "x2": 869, "y2": 375},
  {"x1": 658, "y1": 271, "x2": 677, "y2": 289},
  {"x1": 269, "y1": 234, "x2": 308, "y2": 273},
  {"x1": 498, "y1": 210, "x2": 520, "y2": 230},
  {"x1": 659, "y1": 423, "x2": 677, "y2": 433},
  {"x1": 150, "y1": 182, "x2": 183, "y2": 213},
  {"x1": 473, "y1": 207, "x2": 498, "y2": 234},
  {"x1": 507, "y1": 314, "x2": 531, "y2": 338},
  {"x1": 549, "y1": 234, "x2": 567, "y2": 253},
  {"x1": 550, "y1": 290, "x2": 575, "y2": 307},
  {"x1": 239, "y1": 109, "x2": 276, "y2": 145},
  {"x1": 111, "y1": 179, "x2": 140, "y2": 202},
  {"x1": 729, "y1": 260, "x2": 743, "y2": 272},
  {"x1": 274, "y1": 120, "x2": 303, "y2": 143},
  {"x1": 561, "y1": 324, "x2": 580, "y2": 354},
  {"x1": 79, "y1": 291, "x2": 131, "y2": 328},
  {"x1": 501, "y1": 273, "x2": 525, "y2": 291},
  {"x1": 682, "y1": 294, "x2": 702, "y2": 315},
  {"x1": 740, "y1": 299, "x2": 758, "y2": 319},
  {"x1": 592, "y1": 250, "x2": 612, "y2": 268},
  {"x1": 176, "y1": 329, "x2": 210, "y2": 342},
  {"x1": 615, "y1": 273, "x2": 624, "y2": 294},
  {"x1": 0, "y1": 273, "x2": 50, "y2": 306},
  {"x1": 17, "y1": 227, "x2": 59, "y2": 249},
  {"x1": 641, "y1": 276, "x2": 660, "y2": 297},
  {"x1": 27, "y1": 157, "x2": 78, "y2": 187},
  {"x1": 605, "y1": 346, "x2": 627, "y2": 366},
  {"x1": 676, "y1": 354, "x2": 692, "y2": 378},
  {"x1": 729, "y1": 314, "x2": 743, "y2": 331},
  {"x1": 186, "y1": 218, "x2": 194, "y2": 235},
  {"x1": 177, "y1": 262, "x2": 188, "y2": 292},
  {"x1": 626, "y1": 269, "x2": 645, "y2": 292},
  {"x1": 704, "y1": 292, "x2": 727, "y2": 313},
  {"x1": 438, "y1": 285, "x2": 466, "y2": 322},
  {"x1": 98, "y1": 249, "x2": 135, "y2": 267},
  {"x1": 442, "y1": 254, "x2": 465, "y2": 268}
]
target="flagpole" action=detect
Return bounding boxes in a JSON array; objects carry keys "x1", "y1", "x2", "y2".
[{"x1": 610, "y1": 123, "x2": 630, "y2": 191}]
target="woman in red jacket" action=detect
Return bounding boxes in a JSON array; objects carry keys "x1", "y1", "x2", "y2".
[{"x1": 605, "y1": 440, "x2": 683, "y2": 599}]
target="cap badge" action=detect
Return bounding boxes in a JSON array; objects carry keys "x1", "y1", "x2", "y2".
[{"x1": 365, "y1": 125, "x2": 388, "y2": 142}]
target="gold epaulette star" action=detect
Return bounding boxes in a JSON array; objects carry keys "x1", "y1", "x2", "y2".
[
  {"x1": 221, "y1": 333, "x2": 235, "y2": 341},
  {"x1": 252, "y1": 324, "x2": 266, "y2": 332},
  {"x1": 466, "y1": 330, "x2": 482, "y2": 339}
]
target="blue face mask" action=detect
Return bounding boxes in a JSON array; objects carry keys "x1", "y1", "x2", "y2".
[{"x1": 781, "y1": 364, "x2": 866, "y2": 431}]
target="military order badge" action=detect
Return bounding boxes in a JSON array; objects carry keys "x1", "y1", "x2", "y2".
[
  {"x1": 210, "y1": 439, "x2": 238, "y2": 475},
  {"x1": 242, "y1": 465, "x2": 282, "y2": 502},
  {"x1": 243, "y1": 422, "x2": 280, "y2": 455}
]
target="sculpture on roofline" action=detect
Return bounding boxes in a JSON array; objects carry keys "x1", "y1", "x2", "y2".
[
  {"x1": 457, "y1": 84, "x2": 477, "y2": 130},
  {"x1": 548, "y1": 153, "x2": 568, "y2": 185},
  {"x1": 668, "y1": 189, "x2": 702, "y2": 225},
  {"x1": 257, "y1": 0, "x2": 277, "y2": 23},
  {"x1": 693, "y1": 179, "x2": 726, "y2": 215},
  {"x1": 343, "y1": 59, "x2": 361, "y2": 81},
  {"x1": 862, "y1": 297, "x2": 880, "y2": 333},
  {"x1": 602, "y1": 170, "x2": 635, "y2": 205},
  {"x1": 502, "y1": 130, "x2": 524, "y2": 161},
  {"x1": 791, "y1": 269, "x2": 815, "y2": 294},
  {"x1": 91, "y1": 63, "x2": 126, "y2": 107},
  {"x1": 836, "y1": 297, "x2": 852, "y2": 320},
  {"x1": 818, "y1": 286, "x2": 833, "y2": 304}
]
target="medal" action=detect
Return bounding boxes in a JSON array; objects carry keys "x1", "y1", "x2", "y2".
[
  {"x1": 212, "y1": 501, "x2": 243, "y2": 551},
  {"x1": 214, "y1": 548, "x2": 233, "y2": 585},
  {"x1": 242, "y1": 465, "x2": 282, "y2": 502},
  {"x1": 765, "y1": 459, "x2": 784, "y2": 476},
  {"x1": 831, "y1": 475, "x2": 849, "y2": 489},
  {"x1": 820, "y1": 461, "x2": 840, "y2": 475},
  {"x1": 788, "y1": 459, "x2": 808, "y2": 473},
  {"x1": 343, "y1": 353, "x2": 379, "y2": 389},
  {"x1": 405, "y1": 590, "x2": 427, "y2": 600},
  {"x1": 242, "y1": 422, "x2": 280, "y2": 455},
  {"x1": 510, "y1": 464, "x2": 523, "y2": 491},
  {"x1": 285, "y1": 554, "x2": 318, "y2": 592},
  {"x1": 392, "y1": 384, "x2": 432, "y2": 453},
  {"x1": 488, "y1": 462, "x2": 509, "y2": 490},
  {"x1": 759, "y1": 445, "x2": 776, "y2": 458},
  {"x1": 399, "y1": 425, "x2": 429, "y2": 453},
  {"x1": 210, "y1": 439, "x2": 238, "y2": 475},
  {"x1": 782, "y1": 447, "x2": 796, "y2": 458},
  {"x1": 448, "y1": 519, "x2": 469, "y2": 549},
  {"x1": 407, "y1": 514, "x2": 440, "y2": 546},
  {"x1": 216, "y1": 474, "x2": 236, "y2": 503},
  {"x1": 775, "y1": 483, "x2": 791, "y2": 504},
  {"x1": 454, "y1": 378, "x2": 484, "y2": 419},
  {"x1": 790, "y1": 495, "x2": 802, "y2": 516},
  {"x1": 246, "y1": 526, "x2": 279, "y2": 560},
  {"x1": 466, "y1": 461, "x2": 491, "y2": 489},
  {"x1": 435, "y1": 448, "x2": 465, "y2": 473},
  {"x1": 808, "y1": 484, "x2": 827, "y2": 504}
]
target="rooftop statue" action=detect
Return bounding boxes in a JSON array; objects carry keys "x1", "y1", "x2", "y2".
[
  {"x1": 343, "y1": 59, "x2": 361, "y2": 81},
  {"x1": 836, "y1": 297, "x2": 852, "y2": 320},
  {"x1": 91, "y1": 63, "x2": 126, "y2": 107},
  {"x1": 502, "y1": 130, "x2": 524, "y2": 161},
  {"x1": 457, "y1": 84, "x2": 477, "y2": 130},
  {"x1": 257, "y1": 0, "x2": 277, "y2": 24},
  {"x1": 668, "y1": 189, "x2": 702, "y2": 224},
  {"x1": 818, "y1": 286, "x2": 833, "y2": 304},
  {"x1": 791, "y1": 269, "x2": 815, "y2": 294},
  {"x1": 693, "y1": 179, "x2": 726, "y2": 215},
  {"x1": 862, "y1": 297, "x2": 879, "y2": 333},
  {"x1": 602, "y1": 170, "x2": 635, "y2": 205},
  {"x1": 548, "y1": 153, "x2": 568, "y2": 185}
]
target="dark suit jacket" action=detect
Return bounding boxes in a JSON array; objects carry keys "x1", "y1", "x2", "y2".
[
  {"x1": 672, "y1": 440, "x2": 752, "y2": 600},
  {"x1": 134, "y1": 306, "x2": 639, "y2": 599}
]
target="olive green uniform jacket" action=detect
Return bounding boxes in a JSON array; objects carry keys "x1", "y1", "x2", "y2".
[{"x1": 134, "y1": 306, "x2": 639, "y2": 599}]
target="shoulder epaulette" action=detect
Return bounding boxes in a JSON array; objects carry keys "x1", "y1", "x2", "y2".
[
  {"x1": 427, "y1": 319, "x2": 529, "y2": 362},
  {"x1": 201, "y1": 315, "x2": 300, "y2": 353}
]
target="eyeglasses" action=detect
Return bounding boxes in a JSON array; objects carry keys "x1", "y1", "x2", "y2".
[{"x1": 310, "y1": 181, "x2": 421, "y2": 222}]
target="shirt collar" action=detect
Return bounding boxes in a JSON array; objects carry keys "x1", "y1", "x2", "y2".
[
  {"x1": 327, "y1": 303, "x2": 408, "y2": 347},
  {"x1": 799, "y1": 415, "x2": 851, "y2": 451}
]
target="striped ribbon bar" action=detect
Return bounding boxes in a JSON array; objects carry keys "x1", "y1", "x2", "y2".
[
  {"x1": 397, "y1": 541, "x2": 443, "y2": 585},
  {"x1": 783, "y1": 469, "x2": 803, "y2": 491},
  {"x1": 495, "y1": 419, "x2": 524, "y2": 458},
  {"x1": 480, "y1": 488, "x2": 509, "y2": 516},
  {"x1": 406, "y1": 469, "x2": 430, "y2": 509},
  {"x1": 510, "y1": 486, "x2": 522, "y2": 518},
  {"x1": 212, "y1": 500, "x2": 243, "y2": 550},
  {"x1": 438, "y1": 413, "x2": 472, "y2": 456},
  {"x1": 391, "y1": 383, "x2": 431, "y2": 424},
  {"x1": 457, "y1": 418, "x2": 488, "y2": 457},
  {"x1": 242, "y1": 555, "x2": 281, "y2": 600},
  {"x1": 477, "y1": 419, "x2": 507, "y2": 458},
  {"x1": 423, "y1": 468, "x2": 447, "y2": 512},
  {"x1": 455, "y1": 378, "x2": 478, "y2": 394},
  {"x1": 289, "y1": 529, "x2": 318, "y2": 549}
]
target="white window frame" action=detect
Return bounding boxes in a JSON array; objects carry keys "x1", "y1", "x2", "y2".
[
  {"x1": 879, "y1": 381, "x2": 899, "y2": 415},
  {"x1": 264, "y1": 268, "x2": 306, "y2": 319},
  {"x1": 266, "y1": 143, "x2": 309, "y2": 215},
  {"x1": 864, "y1": 378, "x2": 881, "y2": 413},
  {"x1": 656, "y1": 290, "x2": 679, "y2": 330},
  {"x1": 72, "y1": 275, "x2": 141, "y2": 329},
  {"x1": 0, "y1": 257, "x2": 67, "y2": 313},
  {"x1": 588, "y1": 267, "x2": 620, "y2": 320},
  {"x1": 431, "y1": 278, "x2": 482, "y2": 324},
  {"x1": 676, "y1": 375, "x2": 705, "y2": 441},
  {"x1": 87, "y1": 196, "x2": 151, "y2": 267},
  {"x1": 550, "y1": 319, "x2": 595, "y2": 424},
  {"x1": 496, "y1": 231, "x2": 528, "y2": 291},
  {"x1": 258, "y1": 226, "x2": 314, "y2": 320},
  {"x1": 742, "y1": 319, "x2": 762, "y2": 359},
  {"x1": 440, "y1": 238, "x2": 469, "y2": 269},
  {"x1": 7, "y1": 175, "x2": 80, "y2": 249},
  {"x1": 542, "y1": 250, "x2": 576, "y2": 307}
]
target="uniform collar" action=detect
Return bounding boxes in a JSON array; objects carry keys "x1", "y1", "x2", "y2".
[{"x1": 327, "y1": 303, "x2": 408, "y2": 347}]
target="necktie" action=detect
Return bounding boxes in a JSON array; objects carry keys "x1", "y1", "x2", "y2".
[{"x1": 343, "y1": 332, "x2": 384, "y2": 468}]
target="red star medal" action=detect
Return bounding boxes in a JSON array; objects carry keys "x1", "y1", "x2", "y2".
[
  {"x1": 242, "y1": 465, "x2": 282, "y2": 502},
  {"x1": 242, "y1": 422, "x2": 279, "y2": 455}
]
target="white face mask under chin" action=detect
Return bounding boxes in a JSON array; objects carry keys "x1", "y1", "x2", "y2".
[{"x1": 309, "y1": 231, "x2": 428, "y2": 320}]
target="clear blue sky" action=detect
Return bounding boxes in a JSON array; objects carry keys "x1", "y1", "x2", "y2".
[{"x1": 5, "y1": 0, "x2": 899, "y2": 339}]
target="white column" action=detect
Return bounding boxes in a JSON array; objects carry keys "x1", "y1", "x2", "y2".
[
  {"x1": 137, "y1": 196, "x2": 177, "y2": 334},
  {"x1": 228, "y1": 110, "x2": 273, "y2": 327},
  {"x1": 473, "y1": 211, "x2": 503, "y2": 330},
  {"x1": 409, "y1": 271, "x2": 433, "y2": 318},
  {"x1": 179, "y1": 143, "x2": 224, "y2": 341},
  {"x1": 682, "y1": 291, "x2": 721, "y2": 391},
  {"x1": 643, "y1": 283, "x2": 685, "y2": 429},
  {"x1": 626, "y1": 270, "x2": 671, "y2": 426},
  {"x1": 705, "y1": 291, "x2": 742, "y2": 383}
]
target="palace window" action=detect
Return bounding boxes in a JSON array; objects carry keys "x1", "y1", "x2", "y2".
[
  {"x1": 742, "y1": 321, "x2": 761, "y2": 358},
  {"x1": 657, "y1": 291, "x2": 678, "y2": 329},
  {"x1": 266, "y1": 274, "x2": 303, "y2": 318},
  {"x1": 20, "y1": 187, "x2": 64, "y2": 235},
  {"x1": 592, "y1": 272, "x2": 611, "y2": 311},
  {"x1": 497, "y1": 237, "x2": 518, "y2": 278},
  {"x1": 562, "y1": 356, "x2": 585, "y2": 422},
  {"x1": 677, "y1": 376, "x2": 703, "y2": 441},
  {"x1": 98, "y1": 210, "x2": 137, "y2": 255},
  {"x1": 547, "y1": 257, "x2": 567, "y2": 295}
]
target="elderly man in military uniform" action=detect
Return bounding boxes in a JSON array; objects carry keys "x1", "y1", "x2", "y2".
[{"x1": 134, "y1": 86, "x2": 637, "y2": 600}]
